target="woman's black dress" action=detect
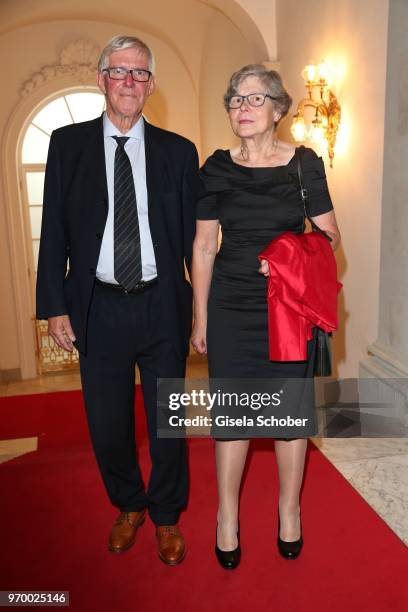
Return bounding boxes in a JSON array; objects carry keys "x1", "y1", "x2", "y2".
[{"x1": 196, "y1": 146, "x2": 334, "y2": 436}]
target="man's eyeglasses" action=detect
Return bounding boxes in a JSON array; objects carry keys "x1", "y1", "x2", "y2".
[
  {"x1": 102, "y1": 67, "x2": 152, "y2": 82},
  {"x1": 227, "y1": 93, "x2": 276, "y2": 109}
]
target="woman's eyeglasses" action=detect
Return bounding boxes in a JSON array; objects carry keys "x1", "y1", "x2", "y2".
[{"x1": 228, "y1": 93, "x2": 276, "y2": 109}]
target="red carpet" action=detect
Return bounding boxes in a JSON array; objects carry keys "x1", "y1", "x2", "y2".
[
  {"x1": 0, "y1": 390, "x2": 406, "y2": 612},
  {"x1": 0, "y1": 388, "x2": 147, "y2": 448}
]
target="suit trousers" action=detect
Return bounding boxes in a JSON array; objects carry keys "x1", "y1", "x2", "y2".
[{"x1": 79, "y1": 281, "x2": 188, "y2": 526}]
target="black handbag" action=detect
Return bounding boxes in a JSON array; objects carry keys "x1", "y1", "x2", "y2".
[{"x1": 296, "y1": 150, "x2": 333, "y2": 377}]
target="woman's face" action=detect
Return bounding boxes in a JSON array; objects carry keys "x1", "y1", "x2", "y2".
[{"x1": 228, "y1": 75, "x2": 281, "y2": 139}]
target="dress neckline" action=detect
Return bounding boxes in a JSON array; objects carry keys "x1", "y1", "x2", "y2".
[{"x1": 226, "y1": 147, "x2": 298, "y2": 170}]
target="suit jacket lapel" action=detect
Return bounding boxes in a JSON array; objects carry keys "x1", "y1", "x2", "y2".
[
  {"x1": 144, "y1": 120, "x2": 160, "y2": 192},
  {"x1": 144, "y1": 120, "x2": 165, "y2": 239},
  {"x1": 80, "y1": 115, "x2": 109, "y2": 207}
]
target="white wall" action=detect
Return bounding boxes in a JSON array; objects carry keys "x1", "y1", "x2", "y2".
[
  {"x1": 0, "y1": 0, "x2": 269, "y2": 377},
  {"x1": 0, "y1": 0, "x2": 393, "y2": 380},
  {"x1": 276, "y1": 0, "x2": 389, "y2": 378},
  {"x1": 0, "y1": 19, "x2": 200, "y2": 375},
  {"x1": 235, "y1": 0, "x2": 277, "y2": 60},
  {"x1": 374, "y1": 0, "x2": 408, "y2": 367},
  {"x1": 199, "y1": 10, "x2": 259, "y2": 159}
]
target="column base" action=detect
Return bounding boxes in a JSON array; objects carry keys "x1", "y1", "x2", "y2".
[{"x1": 359, "y1": 341, "x2": 408, "y2": 429}]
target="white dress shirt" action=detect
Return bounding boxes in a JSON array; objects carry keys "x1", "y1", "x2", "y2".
[{"x1": 96, "y1": 112, "x2": 157, "y2": 283}]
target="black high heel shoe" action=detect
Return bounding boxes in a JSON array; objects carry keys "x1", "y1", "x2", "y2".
[
  {"x1": 215, "y1": 522, "x2": 241, "y2": 570},
  {"x1": 277, "y1": 510, "x2": 303, "y2": 560}
]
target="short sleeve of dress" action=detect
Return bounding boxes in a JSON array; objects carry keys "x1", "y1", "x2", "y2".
[
  {"x1": 196, "y1": 162, "x2": 219, "y2": 219},
  {"x1": 299, "y1": 147, "x2": 334, "y2": 217},
  {"x1": 196, "y1": 191, "x2": 219, "y2": 220}
]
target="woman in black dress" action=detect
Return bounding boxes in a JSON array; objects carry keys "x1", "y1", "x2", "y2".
[{"x1": 191, "y1": 64, "x2": 340, "y2": 568}]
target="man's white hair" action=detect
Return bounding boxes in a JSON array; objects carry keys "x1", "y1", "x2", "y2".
[{"x1": 98, "y1": 35, "x2": 155, "y2": 74}]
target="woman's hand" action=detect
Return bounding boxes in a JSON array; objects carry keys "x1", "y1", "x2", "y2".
[
  {"x1": 191, "y1": 321, "x2": 207, "y2": 354},
  {"x1": 258, "y1": 259, "x2": 270, "y2": 277}
]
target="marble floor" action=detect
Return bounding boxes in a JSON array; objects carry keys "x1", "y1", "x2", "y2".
[
  {"x1": 1, "y1": 357, "x2": 407, "y2": 547},
  {"x1": 311, "y1": 437, "x2": 408, "y2": 545}
]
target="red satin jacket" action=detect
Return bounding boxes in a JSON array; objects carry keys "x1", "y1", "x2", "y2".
[{"x1": 258, "y1": 231, "x2": 342, "y2": 361}]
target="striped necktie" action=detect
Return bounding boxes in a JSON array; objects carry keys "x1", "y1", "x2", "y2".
[{"x1": 112, "y1": 136, "x2": 142, "y2": 290}]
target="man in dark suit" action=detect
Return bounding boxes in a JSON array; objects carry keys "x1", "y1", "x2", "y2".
[{"x1": 36, "y1": 35, "x2": 199, "y2": 565}]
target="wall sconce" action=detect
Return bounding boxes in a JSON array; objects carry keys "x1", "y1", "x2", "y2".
[{"x1": 290, "y1": 61, "x2": 341, "y2": 167}]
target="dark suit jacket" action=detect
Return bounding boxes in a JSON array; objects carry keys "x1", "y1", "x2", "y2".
[{"x1": 36, "y1": 115, "x2": 200, "y2": 358}]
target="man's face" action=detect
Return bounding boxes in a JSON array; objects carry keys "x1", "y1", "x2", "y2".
[{"x1": 97, "y1": 47, "x2": 155, "y2": 124}]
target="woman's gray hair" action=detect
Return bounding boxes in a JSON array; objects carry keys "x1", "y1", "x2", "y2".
[
  {"x1": 223, "y1": 64, "x2": 292, "y2": 123},
  {"x1": 98, "y1": 35, "x2": 155, "y2": 74}
]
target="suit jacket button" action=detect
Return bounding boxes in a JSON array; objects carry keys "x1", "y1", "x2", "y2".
[
  {"x1": 96, "y1": 233, "x2": 102, "y2": 239},
  {"x1": 89, "y1": 268, "x2": 95, "y2": 275}
]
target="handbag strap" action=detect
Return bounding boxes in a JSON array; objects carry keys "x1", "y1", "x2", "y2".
[{"x1": 296, "y1": 148, "x2": 332, "y2": 242}]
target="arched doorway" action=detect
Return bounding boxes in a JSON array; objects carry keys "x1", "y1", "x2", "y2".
[{"x1": 20, "y1": 90, "x2": 106, "y2": 373}]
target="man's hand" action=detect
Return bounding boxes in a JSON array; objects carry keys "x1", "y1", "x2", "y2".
[{"x1": 48, "y1": 315, "x2": 76, "y2": 352}]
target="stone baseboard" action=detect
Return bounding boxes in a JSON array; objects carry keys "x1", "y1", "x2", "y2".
[
  {"x1": 359, "y1": 352, "x2": 408, "y2": 427},
  {"x1": 0, "y1": 368, "x2": 21, "y2": 382}
]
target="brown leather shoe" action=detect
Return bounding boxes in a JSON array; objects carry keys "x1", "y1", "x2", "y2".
[
  {"x1": 108, "y1": 510, "x2": 146, "y2": 553},
  {"x1": 156, "y1": 525, "x2": 186, "y2": 565}
]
